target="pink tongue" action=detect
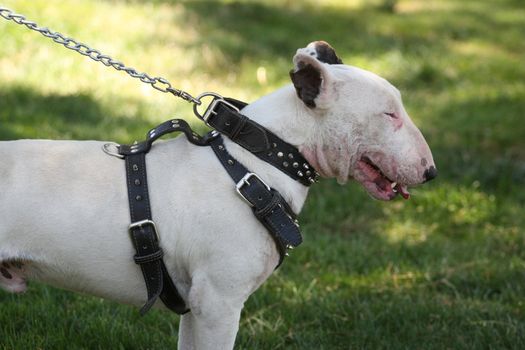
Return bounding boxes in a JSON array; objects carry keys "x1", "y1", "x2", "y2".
[
  {"x1": 395, "y1": 184, "x2": 410, "y2": 200},
  {"x1": 374, "y1": 176, "x2": 392, "y2": 192}
]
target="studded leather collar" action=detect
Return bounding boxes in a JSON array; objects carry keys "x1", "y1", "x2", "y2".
[{"x1": 203, "y1": 98, "x2": 319, "y2": 186}]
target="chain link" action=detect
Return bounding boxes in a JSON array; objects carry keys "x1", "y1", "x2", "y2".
[{"x1": 0, "y1": 7, "x2": 201, "y2": 105}]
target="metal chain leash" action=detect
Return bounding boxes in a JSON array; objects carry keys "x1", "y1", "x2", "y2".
[{"x1": 0, "y1": 7, "x2": 201, "y2": 105}]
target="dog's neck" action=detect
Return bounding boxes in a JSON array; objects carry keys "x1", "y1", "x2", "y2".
[
  {"x1": 221, "y1": 85, "x2": 314, "y2": 213},
  {"x1": 240, "y1": 85, "x2": 316, "y2": 147},
  {"x1": 242, "y1": 85, "x2": 360, "y2": 185}
]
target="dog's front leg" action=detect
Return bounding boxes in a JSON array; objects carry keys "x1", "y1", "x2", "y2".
[
  {"x1": 178, "y1": 311, "x2": 241, "y2": 350},
  {"x1": 177, "y1": 314, "x2": 195, "y2": 350},
  {"x1": 178, "y1": 271, "x2": 246, "y2": 350}
]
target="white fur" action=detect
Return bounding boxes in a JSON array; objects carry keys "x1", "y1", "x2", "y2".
[{"x1": 0, "y1": 45, "x2": 434, "y2": 349}]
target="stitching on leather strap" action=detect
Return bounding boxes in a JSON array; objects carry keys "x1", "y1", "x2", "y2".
[{"x1": 230, "y1": 115, "x2": 248, "y2": 140}]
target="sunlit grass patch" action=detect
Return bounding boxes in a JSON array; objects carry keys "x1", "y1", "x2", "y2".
[{"x1": 383, "y1": 183, "x2": 498, "y2": 233}]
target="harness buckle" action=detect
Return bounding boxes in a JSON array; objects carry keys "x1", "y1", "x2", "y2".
[
  {"x1": 193, "y1": 92, "x2": 240, "y2": 126},
  {"x1": 128, "y1": 219, "x2": 159, "y2": 241},
  {"x1": 235, "y1": 172, "x2": 271, "y2": 207}
]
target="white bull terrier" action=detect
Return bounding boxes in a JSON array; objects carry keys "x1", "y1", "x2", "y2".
[{"x1": 0, "y1": 41, "x2": 436, "y2": 349}]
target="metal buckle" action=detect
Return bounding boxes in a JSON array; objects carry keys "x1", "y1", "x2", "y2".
[
  {"x1": 193, "y1": 92, "x2": 240, "y2": 126},
  {"x1": 128, "y1": 219, "x2": 159, "y2": 241},
  {"x1": 235, "y1": 173, "x2": 271, "y2": 206}
]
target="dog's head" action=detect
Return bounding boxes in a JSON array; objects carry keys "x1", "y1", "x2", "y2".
[{"x1": 292, "y1": 41, "x2": 436, "y2": 200}]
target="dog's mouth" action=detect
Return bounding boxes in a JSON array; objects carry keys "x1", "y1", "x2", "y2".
[{"x1": 356, "y1": 156, "x2": 410, "y2": 201}]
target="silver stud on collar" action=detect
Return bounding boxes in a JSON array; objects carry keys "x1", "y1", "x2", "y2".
[
  {"x1": 297, "y1": 171, "x2": 304, "y2": 177},
  {"x1": 277, "y1": 152, "x2": 284, "y2": 158},
  {"x1": 293, "y1": 162, "x2": 299, "y2": 168},
  {"x1": 283, "y1": 161, "x2": 289, "y2": 167},
  {"x1": 288, "y1": 153, "x2": 294, "y2": 159}
]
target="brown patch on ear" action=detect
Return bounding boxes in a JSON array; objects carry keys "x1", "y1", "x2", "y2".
[
  {"x1": 289, "y1": 64, "x2": 322, "y2": 108},
  {"x1": 311, "y1": 41, "x2": 343, "y2": 65}
]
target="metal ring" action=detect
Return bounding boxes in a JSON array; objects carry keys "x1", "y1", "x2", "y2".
[
  {"x1": 193, "y1": 92, "x2": 225, "y2": 121},
  {"x1": 102, "y1": 142, "x2": 124, "y2": 159}
]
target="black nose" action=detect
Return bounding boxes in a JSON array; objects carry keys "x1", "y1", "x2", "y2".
[{"x1": 423, "y1": 166, "x2": 438, "y2": 182}]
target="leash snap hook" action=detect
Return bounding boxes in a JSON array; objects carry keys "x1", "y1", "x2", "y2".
[{"x1": 193, "y1": 92, "x2": 240, "y2": 127}]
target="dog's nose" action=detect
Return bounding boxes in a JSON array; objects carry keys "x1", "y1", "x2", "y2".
[{"x1": 423, "y1": 165, "x2": 438, "y2": 183}]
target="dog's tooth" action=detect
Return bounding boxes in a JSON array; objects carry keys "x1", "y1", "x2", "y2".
[{"x1": 391, "y1": 182, "x2": 397, "y2": 189}]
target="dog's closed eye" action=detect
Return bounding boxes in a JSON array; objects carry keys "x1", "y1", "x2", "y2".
[{"x1": 384, "y1": 112, "x2": 398, "y2": 119}]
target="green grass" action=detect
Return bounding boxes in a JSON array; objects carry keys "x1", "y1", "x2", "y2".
[{"x1": 1, "y1": 0, "x2": 525, "y2": 348}]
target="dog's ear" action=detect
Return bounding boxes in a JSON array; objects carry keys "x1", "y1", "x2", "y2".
[
  {"x1": 290, "y1": 43, "x2": 339, "y2": 109},
  {"x1": 305, "y1": 41, "x2": 343, "y2": 65}
]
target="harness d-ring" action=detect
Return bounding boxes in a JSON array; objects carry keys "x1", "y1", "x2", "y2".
[
  {"x1": 102, "y1": 142, "x2": 124, "y2": 159},
  {"x1": 193, "y1": 92, "x2": 240, "y2": 126}
]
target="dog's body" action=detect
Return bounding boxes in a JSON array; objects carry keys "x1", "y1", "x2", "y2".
[{"x1": 0, "y1": 42, "x2": 436, "y2": 349}]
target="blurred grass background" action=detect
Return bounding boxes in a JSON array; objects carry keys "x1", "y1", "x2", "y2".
[{"x1": 1, "y1": 0, "x2": 524, "y2": 349}]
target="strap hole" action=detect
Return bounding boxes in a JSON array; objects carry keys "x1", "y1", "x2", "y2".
[{"x1": 258, "y1": 196, "x2": 263, "y2": 201}]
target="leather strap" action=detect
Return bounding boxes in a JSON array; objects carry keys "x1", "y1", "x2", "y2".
[
  {"x1": 125, "y1": 153, "x2": 189, "y2": 315},
  {"x1": 209, "y1": 135, "x2": 302, "y2": 268},
  {"x1": 119, "y1": 118, "x2": 214, "y2": 156},
  {"x1": 119, "y1": 121, "x2": 201, "y2": 315},
  {"x1": 204, "y1": 98, "x2": 319, "y2": 186}
]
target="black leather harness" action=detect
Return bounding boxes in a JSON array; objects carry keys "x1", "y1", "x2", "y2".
[{"x1": 113, "y1": 96, "x2": 318, "y2": 315}]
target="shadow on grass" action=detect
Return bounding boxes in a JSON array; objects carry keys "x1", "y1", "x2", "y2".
[
  {"x1": 427, "y1": 94, "x2": 525, "y2": 158},
  {"x1": 0, "y1": 85, "x2": 144, "y2": 141},
  {"x1": 106, "y1": 0, "x2": 523, "y2": 71},
  {"x1": 173, "y1": 1, "x2": 441, "y2": 69},
  {"x1": 0, "y1": 85, "x2": 210, "y2": 143}
]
